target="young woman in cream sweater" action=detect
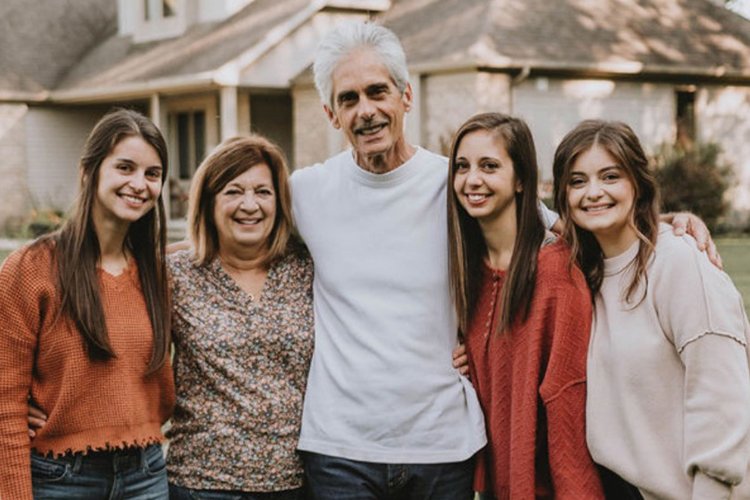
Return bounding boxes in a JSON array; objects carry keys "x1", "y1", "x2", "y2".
[{"x1": 553, "y1": 119, "x2": 750, "y2": 500}]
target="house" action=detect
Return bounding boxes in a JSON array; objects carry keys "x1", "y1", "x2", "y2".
[
  {"x1": 2, "y1": 0, "x2": 750, "y2": 233},
  {"x1": 0, "y1": 0, "x2": 388, "y2": 236}
]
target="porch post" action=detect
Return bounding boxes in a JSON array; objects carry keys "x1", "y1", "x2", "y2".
[{"x1": 220, "y1": 86, "x2": 239, "y2": 140}]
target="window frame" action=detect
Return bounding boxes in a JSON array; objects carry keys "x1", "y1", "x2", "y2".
[
  {"x1": 164, "y1": 95, "x2": 219, "y2": 223},
  {"x1": 134, "y1": 0, "x2": 186, "y2": 42}
]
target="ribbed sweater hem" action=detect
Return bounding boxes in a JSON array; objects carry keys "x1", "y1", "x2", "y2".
[{"x1": 31, "y1": 422, "x2": 165, "y2": 458}]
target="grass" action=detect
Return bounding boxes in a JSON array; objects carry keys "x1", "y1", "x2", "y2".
[
  {"x1": 717, "y1": 237, "x2": 750, "y2": 318},
  {"x1": 1, "y1": 238, "x2": 749, "y2": 315}
]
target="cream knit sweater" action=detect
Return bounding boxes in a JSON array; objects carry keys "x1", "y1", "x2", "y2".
[{"x1": 586, "y1": 224, "x2": 750, "y2": 500}]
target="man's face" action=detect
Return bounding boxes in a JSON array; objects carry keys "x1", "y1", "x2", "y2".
[{"x1": 325, "y1": 48, "x2": 412, "y2": 169}]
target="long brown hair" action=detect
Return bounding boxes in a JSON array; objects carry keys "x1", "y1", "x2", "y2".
[
  {"x1": 552, "y1": 120, "x2": 659, "y2": 302},
  {"x1": 41, "y1": 108, "x2": 170, "y2": 372},
  {"x1": 448, "y1": 113, "x2": 545, "y2": 335},
  {"x1": 187, "y1": 134, "x2": 293, "y2": 267}
]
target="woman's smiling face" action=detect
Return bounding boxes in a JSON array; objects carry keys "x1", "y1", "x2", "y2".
[{"x1": 567, "y1": 144, "x2": 638, "y2": 256}]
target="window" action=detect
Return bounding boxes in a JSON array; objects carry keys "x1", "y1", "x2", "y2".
[
  {"x1": 143, "y1": 0, "x2": 176, "y2": 21},
  {"x1": 676, "y1": 88, "x2": 696, "y2": 146},
  {"x1": 136, "y1": 0, "x2": 183, "y2": 42},
  {"x1": 169, "y1": 110, "x2": 206, "y2": 219},
  {"x1": 163, "y1": 0, "x2": 176, "y2": 17}
]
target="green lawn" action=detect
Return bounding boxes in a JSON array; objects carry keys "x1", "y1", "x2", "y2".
[
  {"x1": 1, "y1": 239, "x2": 749, "y2": 314},
  {"x1": 717, "y1": 237, "x2": 750, "y2": 318}
]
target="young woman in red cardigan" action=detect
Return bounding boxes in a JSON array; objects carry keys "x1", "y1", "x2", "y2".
[
  {"x1": 0, "y1": 109, "x2": 175, "y2": 499},
  {"x1": 447, "y1": 112, "x2": 604, "y2": 499}
]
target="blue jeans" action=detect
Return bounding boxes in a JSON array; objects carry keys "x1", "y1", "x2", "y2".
[
  {"x1": 301, "y1": 451, "x2": 474, "y2": 500},
  {"x1": 168, "y1": 483, "x2": 305, "y2": 500},
  {"x1": 31, "y1": 444, "x2": 168, "y2": 499}
]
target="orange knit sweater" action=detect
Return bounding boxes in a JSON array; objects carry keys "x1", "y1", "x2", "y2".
[
  {"x1": 467, "y1": 241, "x2": 604, "y2": 499},
  {"x1": 0, "y1": 242, "x2": 175, "y2": 500}
]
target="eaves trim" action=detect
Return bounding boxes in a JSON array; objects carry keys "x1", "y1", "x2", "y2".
[
  {"x1": 0, "y1": 90, "x2": 50, "y2": 103},
  {"x1": 407, "y1": 58, "x2": 750, "y2": 83},
  {"x1": 48, "y1": 72, "x2": 219, "y2": 104}
]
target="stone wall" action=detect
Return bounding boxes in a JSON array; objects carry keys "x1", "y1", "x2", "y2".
[
  {"x1": 0, "y1": 104, "x2": 31, "y2": 233},
  {"x1": 292, "y1": 84, "x2": 331, "y2": 170},
  {"x1": 514, "y1": 78, "x2": 674, "y2": 180},
  {"x1": 698, "y1": 85, "x2": 750, "y2": 228}
]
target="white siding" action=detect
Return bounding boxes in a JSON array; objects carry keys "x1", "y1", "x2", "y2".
[
  {"x1": 198, "y1": 0, "x2": 254, "y2": 22},
  {"x1": 24, "y1": 107, "x2": 107, "y2": 212},
  {"x1": 117, "y1": 0, "x2": 138, "y2": 35}
]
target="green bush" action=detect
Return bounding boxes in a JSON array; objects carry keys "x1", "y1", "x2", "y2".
[
  {"x1": 24, "y1": 208, "x2": 65, "y2": 238},
  {"x1": 653, "y1": 142, "x2": 733, "y2": 232}
]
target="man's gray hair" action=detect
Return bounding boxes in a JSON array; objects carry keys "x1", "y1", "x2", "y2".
[{"x1": 313, "y1": 21, "x2": 409, "y2": 108}]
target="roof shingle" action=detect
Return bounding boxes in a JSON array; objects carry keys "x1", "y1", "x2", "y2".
[{"x1": 381, "y1": 0, "x2": 750, "y2": 76}]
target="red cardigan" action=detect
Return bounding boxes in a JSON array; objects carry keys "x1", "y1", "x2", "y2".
[{"x1": 466, "y1": 241, "x2": 604, "y2": 499}]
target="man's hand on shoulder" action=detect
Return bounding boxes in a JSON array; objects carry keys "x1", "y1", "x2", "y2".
[{"x1": 661, "y1": 212, "x2": 722, "y2": 269}]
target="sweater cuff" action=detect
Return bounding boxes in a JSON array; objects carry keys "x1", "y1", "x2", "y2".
[{"x1": 692, "y1": 471, "x2": 732, "y2": 500}]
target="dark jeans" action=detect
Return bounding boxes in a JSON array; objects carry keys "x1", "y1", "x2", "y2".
[
  {"x1": 168, "y1": 483, "x2": 305, "y2": 500},
  {"x1": 301, "y1": 451, "x2": 474, "y2": 500},
  {"x1": 31, "y1": 444, "x2": 168, "y2": 499}
]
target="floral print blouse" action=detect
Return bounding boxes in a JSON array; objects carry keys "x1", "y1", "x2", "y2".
[{"x1": 165, "y1": 245, "x2": 314, "y2": 492}]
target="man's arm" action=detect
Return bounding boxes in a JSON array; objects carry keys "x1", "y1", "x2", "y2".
[{"x1": 545, "y1": 205, "x2": 722, "y2": 269}]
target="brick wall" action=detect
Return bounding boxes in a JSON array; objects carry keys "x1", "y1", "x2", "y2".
[
  {"x1": 514, "y1": 78, "x2": 674, "y2": 179},
  {"x1": 422, "y1": 72, "x2": 479, "y2": 155},
  {"x1": 421, "y1": 71, "x2": 512, "y2": 155},
  {"x1": 292, "y1": 85, "x2": 331, "y2": 170}
]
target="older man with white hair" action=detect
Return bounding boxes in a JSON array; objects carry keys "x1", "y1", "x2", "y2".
[{"x1": 290, "y1": 22, "x2": 490, "y2": 499}]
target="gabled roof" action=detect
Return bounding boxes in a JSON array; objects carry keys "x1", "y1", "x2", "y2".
[
  {"x1": 5, "y1": 0, "x2": 748, "y2": 104},
  {"x1": 1, "y1": 0, "x2": 389, "y2": 104},
  {"x1": 54, "y1": 0, "x2": 312, "y2": 101},
  {"x1": 0, "y1": 0, "x2": 117, "y2": 100},
  {"x1": 380, "y1": 0, "x2": 750, "y2": 78}
]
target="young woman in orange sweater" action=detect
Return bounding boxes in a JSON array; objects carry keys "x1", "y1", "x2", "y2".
[
  {"x1": 0, "y1": 109, "x2": 175, "y2": 499},
  {"x1": 447, "y1": 112, "x2": 604, "y2": 499}
]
